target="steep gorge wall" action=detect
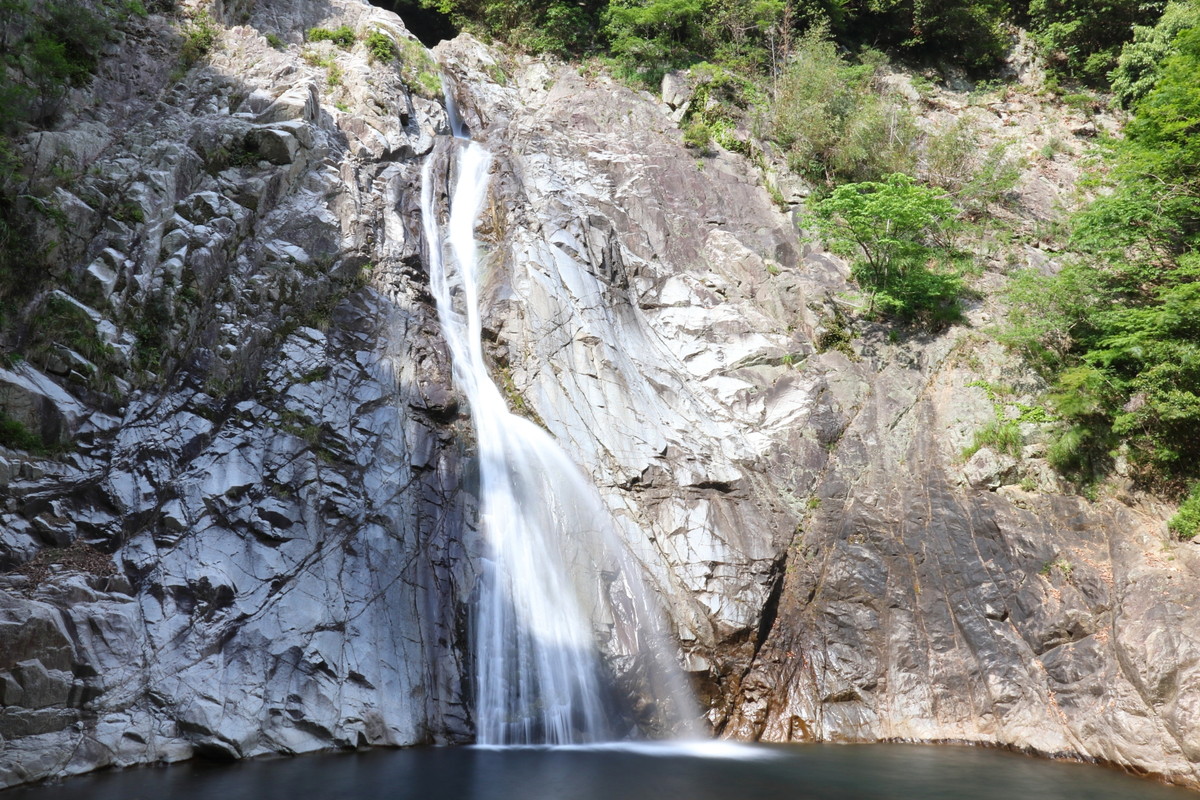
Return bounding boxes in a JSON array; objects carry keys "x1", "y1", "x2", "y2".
[
  {"x1": 0, "y1": 0, "x2": 1198, "y2": 792},
  {"x1": 0, "y1": 0, "x2": 476, "y2": 786},
  {"x1": 434, "y1": 35, "x2": 1200, "y2": 790}
]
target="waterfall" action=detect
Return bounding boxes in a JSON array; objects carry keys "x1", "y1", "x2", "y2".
[{"x1": 420, "y1": 87, "x2": 696, "y2": 746}]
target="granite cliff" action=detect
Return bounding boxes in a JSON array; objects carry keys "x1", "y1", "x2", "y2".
[{"x1": 0, "y1": 0, "x2": 1197, "y2": 791}]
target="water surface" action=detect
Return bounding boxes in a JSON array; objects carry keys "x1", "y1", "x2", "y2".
[{"x1": 7, "y1": 742, "x2": 1196, "y2": 799}]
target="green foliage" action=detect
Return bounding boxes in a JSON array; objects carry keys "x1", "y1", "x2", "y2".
[
  {"x1": 112, "y1": 201, "x2": 144, "y2": 223},
  {"x1": 767, "y1": 28, "x2": 917, "y2": 184},
  {"x1": 422, "y1": 0, "x2": 1016, "y2": 72},
  {"x1": 1169, "y1": 483, "x2": 1200, "y2": 539},
  {"x1": 963, "y1": 380, "x2": 1053, "y2": 462},
  {"x1": 0, "y1": 0, "x2": 116, "y2": 127},
  {"x1": 810, "y1": 173, "x2": 964, "y2": 324},
  {"x1": 307, "y1": 25, "x2": 356, "y2": 47},
  {"x1": 422, "y1": 0, "x2": 600, "y2": 58},
  {"x1": 302, "y1": 49, "x2": 336, "y2": 69},
  {"x1": 999, "y1": 260, "x2": 1102, "y2": 373},
  {"x1": 265, "y1": 32, "x2": 285, "y2": 50},
  {"x1": 682, "y1": 118, "x2": 712, "y2": 151},
  {"x1": 181, "y1": 10, "x2": 219, "y2": 65},
  {"x1": 604, "y1": 0, "x2": 706, "y2": 80},
  {"x1": 1059, "y1": 91, "x2": 1099, "y2": 111},
  {"x1": 1003, "y1": 24, "x2": 1200, "y2": 486},
  {"x1": 365, "y1": 29, "x2": 398, "y2": 62},
  {"x1": 1028, "y1": 0, "x2": 1166, "y2": 86},
  {"x1": 1111, "y1": 1, "x2": 1200, "y2": 107},
  {"x1": 827, "y1": 0, "x2": 1010, "y2": 71},
  {"x1": 963, "y1": 418, "x2": 1023, "y2": 460},
  {"x1": 396, "y1": 37, "x2": 442, "y2": 98},
  {"x1": 130, "y1": 292, "x2": 173, "y2": 372},
  {"x1": 18, "y1": 294, "x2": 123, "y2": 394},
  {"x1": 1039, "y1": 135, "x2": 1070, "y2": 159},
  {"x1": 0, "y1": 410, "x2": 45, "y2": 452},
  {"x1": 678, "y1": 64, "x2": 759, "y2": 154}
]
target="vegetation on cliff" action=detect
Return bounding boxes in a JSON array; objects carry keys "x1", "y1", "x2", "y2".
[
  {"x1": 0, "y1": 0, "x2": 1196, "y2": 524},
  {"x1": 419, "y1": 0, "x2": 1200, "y2": 516},
  {"x1": 1003, "y1": 23, "x2": 1200, "y2": 505}
]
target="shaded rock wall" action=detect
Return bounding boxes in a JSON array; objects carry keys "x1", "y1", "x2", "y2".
[{"x1": 1, "y1": 0, "x2": 477, "y2": 787}]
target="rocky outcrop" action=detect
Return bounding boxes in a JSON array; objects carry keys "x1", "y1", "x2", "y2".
[
  {"x1": 1, "y1": 0, "x2": 1198, "y2": 793},
  {"x1": 433, "y1": 36, "x2": 1200, "y2": 790},
  {"x1": 1, "y1": 0, "x2": 475, "y2": 787}
]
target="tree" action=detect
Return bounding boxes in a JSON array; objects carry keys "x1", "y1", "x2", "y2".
[
  {"x1": 1111, "y1": 0, "x2": 1200, "y2": 107},
  {"x1": 811, "y1": 173, "x2": 964, "y2": 324},
  {"x1": 1028, "y1": 0, "x2": 1166, "y2": 85},
  {"x1": 834, "y1": 0, "x2": 1011, "y2": 70},
  {"x1": 1003, "y1": 21, "x2": 1200, "y2": 485}
]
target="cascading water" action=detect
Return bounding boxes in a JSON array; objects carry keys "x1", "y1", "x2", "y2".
[{"x1": 420, "y1": 86, "x2": 696, "y2": 746}]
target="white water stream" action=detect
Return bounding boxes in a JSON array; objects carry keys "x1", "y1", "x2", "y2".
[{"x1": 420, "y1": 90, "x2": 696, "y2": 745}]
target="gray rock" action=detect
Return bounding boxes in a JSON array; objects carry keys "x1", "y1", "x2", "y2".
[
  {"x1": 1, "y1": 2, "x2": 1198, "y2": 795},
  {"x1": 963, "y1": 446, "x2": 1018, "y2": 490}
]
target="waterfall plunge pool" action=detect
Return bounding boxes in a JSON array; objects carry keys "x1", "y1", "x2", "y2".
[{"x1": 6, "y1": 742, "x2": 1196, "y2": 799}]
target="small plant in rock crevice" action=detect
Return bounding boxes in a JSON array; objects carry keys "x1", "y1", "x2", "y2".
[
  {"x1": 307, "y1": 25, "x2": 356, "y2": 47},
  {"x1": 1169, "y1": 484, "x2": 1200, "y2": 541},
  {"x1": 365, "y1": 29, "x2": 398, "y2": 63},
  {"x1": 181, "y1": 10, "x2": 219, "y2": 66}
]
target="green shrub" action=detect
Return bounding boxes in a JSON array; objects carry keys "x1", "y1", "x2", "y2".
[
  {"x1": 265, "y1": 32, "x2": 285, "y2": 50},
  {"x1": 1169, "y1": 484, "x2": 1200, "y2": 539},
  {"x1": 0, "y1": 410, "x2": 45, "y2": 453},
  {"x1": 396, "y1": 37, "x2": 441, "y2": 98},
  {"x1": 27, "y1": 295, "x2": 118, "y2": 370},
  {"x1": 810, "y1": 173, "x2": 964, "y2": 324},
  {"x1": 925, "y1": 119, "x2": 1023, "y2": 217},
  {"x1": 677, "y1": 65, "x2": 759, "y2": 155},
  {"x1": 963, "y1": 418, "x2": 1023, "y2": 460},
  {"x1": 130, "y1": 292, "x2": 172, "y2": 372},
  {"x1": 1060, "y1": 92, "x2": 1098, "y2": 111},
  {"x1": 181, "y1": 10, "x2": 218, "y2": 65},
  {"x1": 307, "y1": 25, "x2": 355, "y2": 47},
  {"x1": 682, "y1": 118, "x2": 712, "y2": 151},
  {"x1": 365, "y1": 29, "x2": 397, "y2": 62},
  {"x1": 1045, "y1": 424, "x2": 1103, "y2": 475},
  {"x1": 112, "y1": 201, "x2": 143, "y2": 223},
  {"x1": 768, "y1": 28, "x2": 917, "y2": 184}
]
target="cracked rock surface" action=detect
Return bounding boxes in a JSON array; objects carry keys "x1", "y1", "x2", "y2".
[
  {"x1": 1, "y1": 0, "x2": 475, "y2": 786},
  {"x1": 1, "y1": 2, "x2": 1198, "y2": 793},
  {"x1": 437, "y1": 36, "x2": 1200, "y2": 790}
]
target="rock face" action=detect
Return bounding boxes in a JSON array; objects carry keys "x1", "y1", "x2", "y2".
[
  {"x1": 1, "y1": 0, "x2": 1199, "y2": 794},
  {"x1": 1, "y1": 0, "x2": 476, "y2": 786},
  {"x1": 433, "y1": 36, "x2": 1200, "y2": 790}
]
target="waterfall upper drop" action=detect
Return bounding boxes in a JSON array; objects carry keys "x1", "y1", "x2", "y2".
[{"x1": 420, "y1": 87, "x2": 696, "y2": 746}]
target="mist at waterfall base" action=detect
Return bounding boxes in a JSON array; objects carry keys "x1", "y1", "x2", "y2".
[
  {"x1": 420, "y1": 112, "x2": 695, "y2": 743},
  {"x1": 11, "y1": 744, "x2": 1198, "y2": 800}
]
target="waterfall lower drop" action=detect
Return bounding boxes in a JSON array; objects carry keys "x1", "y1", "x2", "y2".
[{"x1": 421, "y1": 91, "x2": 696, "y2": 746}]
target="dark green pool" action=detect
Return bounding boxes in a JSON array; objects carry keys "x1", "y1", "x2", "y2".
[{"x1": 5, "y1": 742, "x2": 1195, "y2": 799}]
